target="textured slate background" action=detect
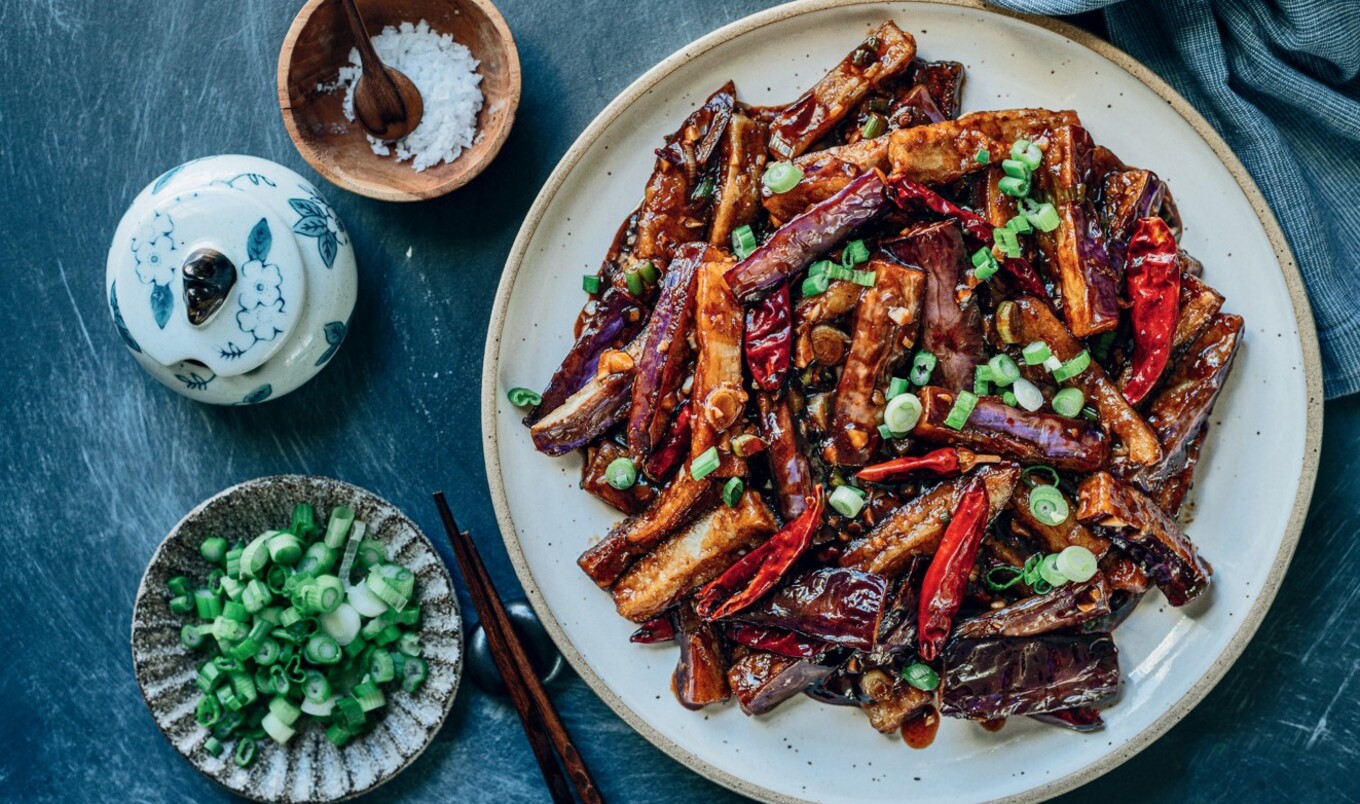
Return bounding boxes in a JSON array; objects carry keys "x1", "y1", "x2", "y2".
[{"x1": 1, "y1": 0, "x2": 1356, "y2": 801}]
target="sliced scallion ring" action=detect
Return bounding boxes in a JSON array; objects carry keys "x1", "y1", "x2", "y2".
[
  {"x1": 762, "y1": 161, "x2": 803, "y2": 194},
  {"x1": 828, "y1": 485, "x2": 867, "y2": 519},
  {"x1": 884, "y1": 392, "x2": 923, "y2": 435},
  {"x1": 988, "y1": 353, "x2": 1021, "y2": 386},
  {"x1": 1038, "y1": 553, "x2": 1069, "y2": 587},
  {"x1": 1056, "y1": 545, "x2": 1099, "y2": 583},
  {"x1": 721, "y1": 477, "x2": 744, "y2": 507},
  {"x1": 1028, "y1": 484, "x2": 1070, "y2": 526},
  {"x1": 1052, "y1": 387, "x2": 1086, "y2": 417},
  {"x1": 506, "y1": 387, "x2": 542, "y2": 408},
  {"x1": 1052, "y1": 350, "x2": 1092, "y2": 382},
  {"x1": 902, "y1": 663, "x2": 940, "y2": 691},
  {"x1": 910, "y1": 351, "x2": 938, "y2": 386},
  {"x1": 731, "y1": 226, "x2": 757, "y2": 259},
  {"x1": 942, "y1": 390, "x2": 979, "y2": 430},
  {"x1": 690, "y1": 447, "x2": 721, "y2": 481},
  {"x1": 605, "y1": 457, "x2": 638, "y2": 490},
  {"x1": 1021, "y1": 341, "x2": 1052, "y2": 366}
]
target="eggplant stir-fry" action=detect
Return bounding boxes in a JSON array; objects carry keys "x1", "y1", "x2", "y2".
[{"x1": 513, "y1": 22, "x2": 1240, "y2": 744}]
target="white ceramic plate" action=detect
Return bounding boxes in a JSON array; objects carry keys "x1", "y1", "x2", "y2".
[{"x1": 482, "y1": 2, "x2": 1322, "y2": 801}]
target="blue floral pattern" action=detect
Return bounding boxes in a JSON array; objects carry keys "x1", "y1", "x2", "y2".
[
  {"x1": 130, "y1": 211, "x2": 178, "y2": 328},
  {"x1": 220, "y1": 218, "x2": 288, "y2": 359},
  {"x1": 289, "y1": 184, "x2": 348, "y2": 269},
  {"x1": 109, "y1": 281, "x2": 141, "y2": 353},
  {"x1": 241, "y1": 384, "x2": 273, "y2": 404},
  {"x1": 315, "y1": 320, "x2": 348, "y2": 366},
  {"x1": 175, "y1": 369, "x2": 215, "y2": 390}
]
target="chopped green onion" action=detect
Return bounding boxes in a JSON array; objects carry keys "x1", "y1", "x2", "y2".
[
  {"x1": 321, "y1": 505, "x2": 354, "y2": 550},
  {"x1": 203, "y1": 736, "x2": 224, "y2": 757},
  {"x1": 1002, "y1": 390, "x2": 1018, "y2": 407},
  {"x1": 303, "y1": 671, "x2": 332, "y2": 704},
  {"x1": 825, "y1": 264, "x2": 855, "y2": 282},
  {"x1": 763, "y1": 161, "x2": 803, "y2": 194},
  {"x1": 1043, "y1": 354, "x2": 1063, "y2": 372},
  {"x1": 1010, "y1": 139, "x2": 1032, "y2": 159},
  {"x1": 801, "y1": 273, "x2": 830, "y2": 297},
  {"x1": 353, "y1": 681, "x2": 386, "y2": 713},
  {"x1": 1021, "y1": 465, "x2": 1061, "y2": 489},
  {"x1": 1022, "y1": 340, "x2": 1052, "y2": 365},
  {"x1": 884, "y1": 392, "x2": 923, "y2": 435},
  {"x1": 1025, "y1": 201, "x2": 1061, "y2": 232},
  {"x1": 401, "y1": 657, "x2": 428, "y2": 693},
  {"x1": 169, "y1": 595, "x2": 194, "y2": 614},
  {"x1": 1056, "y1": 546, "x2": 1099, "y2": 583},
  {"x1": 506, "y1": 387, "x2": 542, "y2": 408},
  {"x1": 168, "y1": 575, "x2": 192, "y2": 597},
  {"x1": 910, "y1": 352, "x2": 938, "y2": 386},
  {"x1": 267, "y1": 532, "x2": 302, "y2": 566},
  {"x1": 692, "y1": 176, "x2": 715, "y2": 201},
  {"x1": 993, "y1": 226, "x2": 1021, "y2": 258},
  {"x1": 878, "y1": 423, "x2": 895, "y2": 441},
  {"x1": 828, "y1": 485, "x2": 867, "y2": 519},
  {"x1": 988, "y1": 354, "x2": 1021, "y2": 386},
  {"x1": 1007, "y1": 214, "x2": 1033, "y2": 235},
  {"x1": 369, "y1": 649, "x2": 396, "y2": 684},
  {"x1": 625, "y1": 269, "x2": 644, "y2": 297},
  {"x1": 241, "y1": 580, "x2": 271, "y2": 614},
  {"x1": 194, "y1": 589, "x2": 223, "y2": 620},
  {"x1": 334, "y1": 696, "x2": 365, "y2": 730},
  {"x1": 582, "y1": 275, "x2": 601, "y2": 294},
  {"x1": 182, "y1": 624, "x2": 209, "y2": 650},
  {"x1": 325, "y1": 723, "x2": 352, "y2": 747},
  {"x1": 1052, "y1": 387, "x2": 1086, "y2": 417},
  {"x1": 731, "y1": 225, "x2": 758, "y2": 259},
  {"x1": 605, "y1": 457, "x2": 638, "y2": 490},
  {"x1": 637, "y1": 261, "x2": 660, "y2": 284},
  {"x1": 943, "y1": 391, "x2": 978, "y2": 430},
  {"x1": 240, "y1": 532, "x2": 273, "y2": 580},
  {"x1": 397, "y1": 632, "x2": 422, "y2": 657},
  {"x1": 200, "y1": 537, "x2": 228, "y2": 565},
  {"x1": 290, "y1": 504, "x2": 319, "y2": 541},
  {"x1": 1081, "y1": 405, "x2": 1100, "y2": 422},
  {"x1": 850, "y1": 269, "x2": 877, "y2": 287},
  {"x1": 722, "y1": 477, "x2": 744, "y2": 507},
  {"x1": 842, "y1": 239, "x2": 870, "y2": 266},
  {"x1": 902, "y1": 662, "x2": 940, "y2": 691},
  {"x1": 1001, "y1": 158, "x2": 1030, "y2": 180},
  {"x1": 887, "y1": 376, "x2": 909, "y2": 400},
  {"x1": 998, "y1": 175, "x2": 1031, "y2": 197},
  {"x1": 1052, "y1": 350, "x2": 1092, "y2": 382},
  {"x1": 860, "y1": 112, "x2": 887, "y2": 139},
  {"x1": 303, "y1": 633, "x2": 342, "y2": 665},
  {"x1": 971, "y1": 246, "x2": 1000, "y2": 280},
  {"x1": 233, "y1": 735, "x2": 257, "y2": 768},
  {"x1": 261, "y1": 711, "x2": 296, "y2": 745},
  {"x1": 1019, "y1": 142, "x2": 1043, "y2": 171},
  {"x1": 973, "y1": 366, "x2": 991, "y2": 396},
  {"x1": 690, "y1": 447, "x2": 721, "y2": 481},
  {"x1": 974, "y1": 147, "x2": 990, "y2": 164},
  {"x1": 224, "y1": 544, "x2": 243, "y2": 579},
  {"x1": 356, "y1": 539, "x2": 386, "y2": 570},
  {"x1": 268, "y1": 695, "x2": 301, "y2": 727},
  {"x1": 1038, "y1": 553, "x2": 1069, "y2": 587},
  {"x1": 1028, "y1": 484, "x2": 1070, "y2": 526},
  {"x1": 808, "y1": 259, "x2": 832, "y2": 278}
]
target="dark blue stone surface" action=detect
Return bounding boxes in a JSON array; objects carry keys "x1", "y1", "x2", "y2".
[{"x1": 1, "y1": 1, "x2": 1355, "y2": 801}]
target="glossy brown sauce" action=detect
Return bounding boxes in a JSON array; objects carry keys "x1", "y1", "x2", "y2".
[
  {"x1": 900, "y1": 706, "x2": 940, "y2": 749},
  {"x1": 980, "y1": 717, "x2": 1007, "y2": 732}
]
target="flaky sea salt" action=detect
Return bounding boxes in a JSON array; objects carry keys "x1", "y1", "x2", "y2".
[{"x1": 334, "y1": 20, "x2": 483, "y2": 172}]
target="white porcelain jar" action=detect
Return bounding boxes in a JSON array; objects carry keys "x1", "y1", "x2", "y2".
[{"x1": 106, "y1": 155, "x2": 357, "y2": 404}]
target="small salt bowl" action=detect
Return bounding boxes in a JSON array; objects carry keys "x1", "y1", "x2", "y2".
[
  {"x1": 278, "y1": 0, "x2": 521, "y2": 202},
  {"x1": 105, "y1": 155, "x2": 358, "y2": 405}
]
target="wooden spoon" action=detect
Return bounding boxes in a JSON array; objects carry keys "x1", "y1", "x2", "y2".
[{"x1": 339, "y1": 0, "x2": 424, "y2": 141}]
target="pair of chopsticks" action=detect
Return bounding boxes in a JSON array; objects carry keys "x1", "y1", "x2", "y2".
[{"x1": 433, "y1": 493, "x2": 603, "y2": 804}]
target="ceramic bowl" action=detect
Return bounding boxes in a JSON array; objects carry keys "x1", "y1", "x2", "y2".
[
  {"x1": 277, "y1": 0, "x2": 521, "y2": 202},
  {"x1": 130, "y1": 476, "x2": 462, "y2": 802}
]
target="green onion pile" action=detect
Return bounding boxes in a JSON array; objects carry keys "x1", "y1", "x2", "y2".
[{"x1": 167, "y1": 503, "x2": 428, "y2": 767}]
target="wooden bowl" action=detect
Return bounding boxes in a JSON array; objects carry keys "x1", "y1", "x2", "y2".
[{"x1": 278, "y1": 0, "x2": 520, "y2": 202}]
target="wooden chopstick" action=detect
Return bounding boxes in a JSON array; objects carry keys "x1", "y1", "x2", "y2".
[{"x1": 433, "y1": 492, "x2": 604, "y2": 804}]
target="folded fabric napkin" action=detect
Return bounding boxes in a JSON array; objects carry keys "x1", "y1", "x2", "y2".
[{"x1": 990, "y1": 0, "x2": 1360, "y2": 397}]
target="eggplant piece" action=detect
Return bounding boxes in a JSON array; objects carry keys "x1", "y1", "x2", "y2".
[
  {"x1": 954, "y1": 575, "x2": 1112, "y2": 639},
  {"x1": 888, "y1": 84, "x2": 946, "y2": 129},
  {"x1": 940, "y1": 634, "x2": 1120, "y2": 719},
  {"x1": 529, "y1": 369, "x2": 633, "y2": 456},
  {"x1": 727, "y1": 650, "x2": 833, "y2": 716},
  {"x1": 905, "y1": 59, "x2": 965, "y2": 119},
  {"x1": 1171, "y1": 272, "x2": 1225, "y2": 353},
  {"x1": 727, "y1": 623, "x2": 834, "y2": 660},
  {"x1": 1098, "y1": 168, "x2": 1165, "y2": 261},
  {"x1": 757, "y1": 392, "x2": 814, "y2": 521},
  {"x1": 763, "y1": 137, "x2": 887, "y2": 222},
  {"x1": 1131, "y1": 313, "x2": 1242, "y2": 492},
  {"x1": 689, "y1": 257, "x2": 748, "y2": 476},
  {"x1": 1009, "y1": 483, "x2": 1111, "y2": 558},
  {"x1": 730, "y1": 567, "x2": 888, "y2": 650},
  {"x1": 825, "y1": 258, "x2": 926, "y2": 465},
  {"x1": 628, "y1": 243, "x2": 710, "y2": 456},
  {"x1": 612, "y1": 490, "x2": 777, "y2": 622},
  {"x1": 709, "y1": 112, "x2": 768, "y2": 247},
  {"x1": 865, "y1": 560, "x2": 925, "y2": 665},
  {"x1": 725, "y1": 171, "x2": 891, "y2": 303},
  {"x1": 884, "y1": 221, "x2": 985, "y2": 391},
  {"x1": 1030, "y1": 706, "x2": 1104, "y2": 732},
  {"x1": 1077, "y1": 472, "x2": 1211, "y2": 606},
  {"x1": 997, "y1": 296, "x2": 1162, "y2": 468},
  {"x1": 860, "y1": 668, "x2": 933, "y2": 733},
  {"x1": 841, "y1": 464, "x2": 1020, "y2": 578},
  {"x1": 578, "y1": 467, "x2": 718, "y2": 588},
  {"x1": 886, "y1": 109, "x2": 1080, "y2": 186},
  {"x1": 1153, "y1": 428, "x2": 1205, "y2": 518},
  {"x1": 528, "y1": 288, "x2": 644, "y2": 425},
  {"x1": 767, "y1": 22, "x2": 917, "y2": 159},
  {"x1": 673, "y1": 602, "x2": 730, "y2": 710},
  {"x1": 1034, "y1": 126, "x2": 1122, "y2": 337},
  {"x1": 914, "y1": 386, "x2": 1110, "y2": 471},
  {"x1": 581, "y1": 440, "x2": 658, "y2": 515},
  {"x1": 793, "y1": 280, "x2": 864, "y2": 368},
  {"x1": 631, "y1": 615, "x2": 677, "y2": 644},
  {"x1": 635, "y1": 84, "x2": 735, "y2": 263}
]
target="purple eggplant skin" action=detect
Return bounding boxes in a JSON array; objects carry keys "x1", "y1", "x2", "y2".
[
  {"x1": 1030, "y1": 706, "x2": 1104, "y2": 732},
  {"x1": 731, "y1": 567, "x2": 888, "y2": 650},
  {"x1": 953, "y1": 575, "x2": 1112, "y2": 639},
  {"x1": 529, "y1": 370, "x2": 632, "y2": 456},
  {"x1": 883, "y1": 221, "x2": 985, "y2": 392},
  {"x1": 940, "y1": 633, "x2": 1120, "y2": 720},
  {"x1": 757, "y1": 392, "x2": 814, "y2": 521},
  {"x1": 1098, "y1": 169, "x2": 1165, "y2": 266},
  {"x1": 724, "y1": 171, "x2": 891, "y2": 303},
  {"x1": 905, "y1": 59, "x2": 965, "y2": 119},
  {"x1": 673, "y1": 602, "x2": 731, "y2": 710},
  {"x1": 865, "y1": 558, "x2": 926, "y2": 665},
  {"x1": 914, "y1": 386, "x2": 1111, "y2": 472},
  {"x1": 1082, "y1": 589, "x2": 1144, "y2": 634},
  {"x1": 628, "y1": 243, "x2": 708, "y2": 456},
  {"x1": 527, "y1": 287, "x2": 644, "y2": 425},
  {"x1": 727, "y1": 651, "x2": 835, "y2": 716}
]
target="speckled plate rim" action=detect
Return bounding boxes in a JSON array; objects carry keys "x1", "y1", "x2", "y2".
[
  {"x1": 129, "y1": 475, "x2": 463, "y2": 803},
  {"x1": 480, "y1": 1, "x2": 1324, "y2": 801}
]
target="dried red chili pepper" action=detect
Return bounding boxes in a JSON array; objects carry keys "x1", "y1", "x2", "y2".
[
  {"x1": 642, "y1": 402, "x2": 692, "y2": 481},
  {"x1": 918, "y1": 477, "x2": 990, "y2": 661},
  {"x1": 629, "y1": 616, "x2": 677, "y2": 644},
  {"x1": 695, "y1": 487, "x2": 825, "y2": 620},
  {"x1": 744, "y1": 284, "x2": 792, "y2": 392},
  {"x1": 727, "y1": 623, "x2": 832, "y2": 659},
  {"x1": 889, "y1": 178, "x2": 994, "y2": 241},
  {"x1": 1122, "y1": 217, "x2": 1181, "y2": 405},
  {"x1": 856, "y1": 448, "x2": 998, "y2": 482}
]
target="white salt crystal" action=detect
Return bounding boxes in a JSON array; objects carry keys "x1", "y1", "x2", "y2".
[{"x1": 334, "y1": 20, "x2": 484, "y2": 172}]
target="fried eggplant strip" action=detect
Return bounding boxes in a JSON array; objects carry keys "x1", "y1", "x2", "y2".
[
  {"x1": 578, "y1": 467, "x2": 718, "y2": 588},
  {"x1": 954, "y1": 575, "x2": 1112, "y2": 639},
  {"x1": 709, "y1": 112, "x2": 769, "y2": 247},
  {"x1": 762, "y1": 137, "x2": 889, "y2": 222},
  {"x1": 757, "y1": 392, "x2": 814, "y2": 521},
  {"x1": 673, "y1": 602, "x2": 730, "y2": 709},
  {"x1": 887, "y1": 108, "x2": 1080, "y2": 185},
  {"x1": 825, "y1": 258, "x2": 925, "y2": 465},
  {"x1": 581, "y1": 439, "x2": 658, "y2": 515},
  {"x1": 689, "y1": 258, "x2": 748, "y2": 476},
  {"x1": 768, "y1": 22, "x2": 917, "y2": 159},
  {"x1": 727, "y1": 650, "x2": 832, "y2": 716},
  {"x1": 793, "y1": 280, "x2": 864, "y2": 368},
  {"x1": 841, "y1": 464, "x2": 1020, "y2": 578},
  {"x1": 528, "y1": 287, "x2": 644, "y2": 425},
  {"x1": 1009, "y1": 482, "x2": 1111, "y2": 558},
  {"x1": 914, "y1": 386, "x2": 1110, "y2": 471},
  {"x1": 613, "y1": 490, "x2": 777, "y2": 622}
]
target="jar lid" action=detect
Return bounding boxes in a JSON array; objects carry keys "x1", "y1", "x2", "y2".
[{"x1": 109, "y1": 185, "x2": 306, "y2": 377}]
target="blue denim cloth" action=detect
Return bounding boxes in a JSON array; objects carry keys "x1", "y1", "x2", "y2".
[{"x1": 991, "y1": 0, "x2": 1360, "y2": 397}]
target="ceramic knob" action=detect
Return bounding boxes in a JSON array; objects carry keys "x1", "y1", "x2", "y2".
[
  {"x1": 105, "y1": 155, "x2": 357, "y2": 405},
  {"x1": 466, "y1": 599, "x2": 564, "y2": 697}
]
